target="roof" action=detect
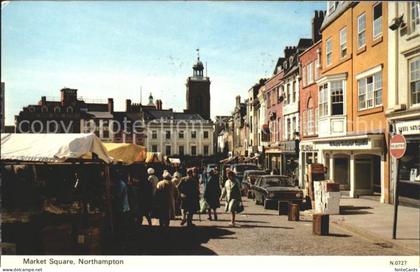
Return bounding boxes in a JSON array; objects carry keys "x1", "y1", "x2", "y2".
[
  {"x1": 87, "y1": 111, "x2": 113, "y2": 119},
  {"x1": 320, "y1": 2, "x2": 354, "y2": 31},
  {"x1": 1, "y1": 133, "x2": 112, "y2": 163},
  {"x1": 143, "y1": 108, "x2": 206, "y2": 122}
]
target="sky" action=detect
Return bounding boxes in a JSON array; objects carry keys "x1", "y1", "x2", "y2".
[{"x1": 1, "y1": 1, "x2": 326, "y2": 125}]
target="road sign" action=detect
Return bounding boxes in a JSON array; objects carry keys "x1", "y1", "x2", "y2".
[{"x1": 390, "y1": 134, "x2": 407, "y2": 159}]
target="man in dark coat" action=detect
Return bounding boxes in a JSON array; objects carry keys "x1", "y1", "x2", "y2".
[
  {"x1": 136, "y1": 176, "x2": 153, "y2": 226},
  {"x1": 204, "y1": 170, "x2": 221, "y2": 221},
  {"x1": 177, "y1": 168, "x2": 200, "y2": 226}
]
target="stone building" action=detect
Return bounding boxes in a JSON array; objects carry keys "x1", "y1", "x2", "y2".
[{"x1": 387, "y1": 2, "x2": 420, "y2": 205}]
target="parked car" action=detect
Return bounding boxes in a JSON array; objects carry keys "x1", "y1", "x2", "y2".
[
  {"x1": 242, "y1": 170, "x2": 268, "y2": 198},
  {"x1": 252, "y1": 175, "x2": 303, "y2": 209},
  {"x1": 231, "y1": 163, "x2": 259, "y2": 184}
]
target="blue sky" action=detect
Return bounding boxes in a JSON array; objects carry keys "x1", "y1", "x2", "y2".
[{"x1": 1, "y1": 1, "x2": 325, "y2": 125}]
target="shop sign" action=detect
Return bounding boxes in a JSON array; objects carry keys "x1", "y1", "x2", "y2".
[
  {"x1": 328, "y1": 139, "x2": 368, "y2": 148},
  {"x1": 395, "y1": 120, "x2": 420, "y2": 136},
  {"x1": 278, "y1": 140, "x2": 298, "y2": 152},
  {"x1": 301, "y1": 144, "x2": 318, "y2": 152}
]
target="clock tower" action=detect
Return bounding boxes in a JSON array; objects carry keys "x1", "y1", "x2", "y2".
[{"x1": 186, "y1": 49, "x2": 211, "y2": 120}]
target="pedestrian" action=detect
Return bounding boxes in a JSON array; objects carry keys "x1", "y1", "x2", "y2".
[
  {"x1": 147, "y1": 167, "x2": 159, "y2": 196},
  {"x1": 136, "y1": 175, "x2": 153, "y2": 226},
  {"x1": 177, "y1": 168, "x2": 200, "y2": 226},
  {"x1": 172, "y1": 172, "x2": 182, "y2": 216},
  {"x1": 204, "y1": 169, "x2": 221, "y2": 221},
  {"x1": 127, "y1": 174, "x2": 139, "y2": 227},
  {"x1": 220, "y1": 171, "x2": 242, "y2": 227},
  {"x1": 155, "y1": 170, "x2": 176, "y2": 227},
  {"x1": 112, "y1": 168, "x2": 130, "y2": 251},
  {"x1": 271, "y1": 168, "x2": 279, "y2": 175}
]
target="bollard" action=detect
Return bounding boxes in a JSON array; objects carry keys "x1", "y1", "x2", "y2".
[
  {"x1": 278, "y1": 201, "x2": 289, "y2": 215},
  {"x1": 288, "y1": 203, "x2": 300, "y2": 221},
  {"x1": 313, "y1": 214, "x2": 329, "y2": 235}
]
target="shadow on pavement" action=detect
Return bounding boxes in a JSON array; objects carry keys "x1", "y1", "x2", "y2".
[
  {"x1": 109, "y1": 225, "x2": 235, "y2": 255},
  {"x1": 327, "y1": 233, "x2": 352, "y2": 238},
  {"x1": 339, "y1": 205, "x2": 373, "y2": 215},
  {"x1": 237, "y1": 225, "x2": 294, "y2": 230}
]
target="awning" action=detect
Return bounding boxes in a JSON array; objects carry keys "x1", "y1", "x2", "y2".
[
  {"x1": 145, "y1": 152, "x2": 163, "y2": 163},
  {"x1": 103, "y1": 143, "x2": 146, "y2": 164},
  {"x1": 168, "y1": 158, "x2": 181, "y2": 164},
  {"x1": 0, "y1": 133, "x2": 112, "y2": 163}
]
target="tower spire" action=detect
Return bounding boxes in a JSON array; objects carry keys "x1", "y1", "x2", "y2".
[{"x1": 196, "y1": 48, "x2": 200, "y2": 61}]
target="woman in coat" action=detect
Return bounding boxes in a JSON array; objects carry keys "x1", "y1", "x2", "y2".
[
  {"x1": 155, "y1": 170, "x2": 176, "y2": 227},
  {"x1": 204, "y1": 170, "x2": 221, "y2": 221},
  {"x1": 220, "y1": 170, "x2": 242, "y2": 227}
]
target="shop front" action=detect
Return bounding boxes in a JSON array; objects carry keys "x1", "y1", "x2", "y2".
[
  {"x1": 391, "y1": 119, "x2": 420, "y2": 205},
  {"x1": 313, "y1": 134, "x2": 386, "y2": 202},
  {"x1": 299, "y1": 141, "x2": 319, "y2": 188},
  {"x1": 265, "y1": 140, "x2": 299, "y2": 182}
]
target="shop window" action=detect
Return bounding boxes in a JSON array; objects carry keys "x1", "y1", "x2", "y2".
[
  {"x1": 340, "y1": 27, "x2": 347, "y2": 58},
  {"x1": 409, "y1": 57, "x2": 420, "y2": 106},
  {"x1": 410, "y1": 2, "x2": 420, "y2": 33},
  {"x1": 399, "y1": 142, "x2": 420, "y2": 182},
  {"x1": 358, "y1": 13, "x2": 366, "y2": 49},
  {"x1": 358, "y1": 71, "x2": 382, "y2": 110},
  {"x1": 179, "y1": 145, "x2": 184, "y2": 156},
  {"x1": 373, "y1": 3, "x2": 382, "y2": 39},
  {"x1": 326, "y1": 38, "x2": 332, "y2": 66},
  {"x1": 191, "y1": 146, "x2": 197, "y2": 156},
  {"x1": 165, "y1": 145, "x2": 171, "y2": 156}
]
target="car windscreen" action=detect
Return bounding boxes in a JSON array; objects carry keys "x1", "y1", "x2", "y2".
[
  {"x1": 235, "y1": 165, "x2": 258, "y2": 173},
  {"x1": 262, "y1": 177, "x2": 291, "y2": 187}
]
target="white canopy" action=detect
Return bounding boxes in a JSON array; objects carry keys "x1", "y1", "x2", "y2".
[{"x1": 1, "y1": 133, "x2": 113, "y2": 163}]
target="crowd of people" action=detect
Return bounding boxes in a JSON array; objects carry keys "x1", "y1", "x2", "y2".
[{"x1": 111, "y1": 165, "x2": 244, "y2": 234}]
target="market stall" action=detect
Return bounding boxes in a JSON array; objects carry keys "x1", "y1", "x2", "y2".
[{"x1": 1, "y1": 133, "x2": 114, "y2": 255}]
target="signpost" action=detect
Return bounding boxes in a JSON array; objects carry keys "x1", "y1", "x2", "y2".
[{"x1": 390, "y1": 134, "x2": 407, "y2": 239}]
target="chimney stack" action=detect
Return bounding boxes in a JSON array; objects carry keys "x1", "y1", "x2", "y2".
[
  {"x1": 155, "y1": 99, "x2": 162, "y2": 110},
  {"x1": 126, "y1": 99, "x2": 132, "y2": 112},
  {"x1": 236, "y1": 95, "x2": 241, "y2": 107},
  {"x1": 108, "y1": 98, "x2": 114, "y2": 113},
  {"x1": 284, "y1": 46, "x2": 296, "y2": 59},
  {"x1": 312, "y1": 10, "x2": 325, "y2": 43}
]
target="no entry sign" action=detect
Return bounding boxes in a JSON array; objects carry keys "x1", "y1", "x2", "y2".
[{"x1": 390, "y1": 134, "x2": 407, "y2": 159}]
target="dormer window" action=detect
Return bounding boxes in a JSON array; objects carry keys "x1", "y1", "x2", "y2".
[
  {"x1": 54, "y1": 106, "x2": 61, "y2": 113},
  {"x1": 67, "y1": 106, "x2": 73, "y2": 113},
  {"x1": 41, "y1": 106, "x2": 48, "y2": 113},
  {"x1": 28, "y1": 106, "x2": 35, "y2": 112},
  {"x1": 327, "y1": 1, "x2": 339, "y2": 15}
]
